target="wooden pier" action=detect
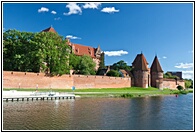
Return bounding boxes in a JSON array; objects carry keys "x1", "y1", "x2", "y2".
[{"x1": 3, "y1": 95, "x2": 75, "y2": 102}]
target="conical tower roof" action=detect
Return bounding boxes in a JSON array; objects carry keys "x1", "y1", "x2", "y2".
[
  {"x1": 150, "y1": 56, "x2": 163, "y2": 72},
  {"x1": 132, "y1": 53, "x2": 148, "y2": 71}
]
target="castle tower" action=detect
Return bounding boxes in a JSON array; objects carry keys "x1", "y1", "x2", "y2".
[
  {"x1": 150, "y1": 56, "x2": 164, "y2": 89},
  {"x1": 132, "y1": 53, "x2": 149, "y2": 88}
]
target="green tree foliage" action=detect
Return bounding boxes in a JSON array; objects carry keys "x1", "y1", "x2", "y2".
[
  {"x1": 79, "y1": 55, "x2": 96, "y2": 75},
  {"x1": 31, "y1": 32, "x2": 70, "y2": 75},
  {"x1": 184, "y1": 79, "x2": 193, "y2": 88},
  {"x1": 112, "y1": 60, "x2": 131, "y2": 71},
  {"x1": 3, "y1": 30, "x2": 39, "y2": 72},
  {"x1": 163, "y1": 72, "x2": 179, "y2": 79},
  {"x1": 106, "y1": 70, "x2": 120, "y2": 77},
  {"x1": 69, "y1": 53, "x2": 81, "y2": 73},
  {"x1": 69, "y1": 54, "x2": 96, "y2": 75},
  {"x1": 3, "y1": 30, "x2": 70, "y2": 75},
  {"x1": 177, "y1": 85, "x2": 184, "y2": 91}
]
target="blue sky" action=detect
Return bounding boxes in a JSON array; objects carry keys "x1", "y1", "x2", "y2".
[{"x1": 3, "y1": 2, "x2": 194, "y2": 79}]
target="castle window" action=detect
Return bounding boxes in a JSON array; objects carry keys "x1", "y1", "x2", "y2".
[
  {"x1": 88, "y1": 48, "x2": 92, "y2": 55},
  {"x1": 76, "y1": 48, "x2": 79, "y2": 53}
]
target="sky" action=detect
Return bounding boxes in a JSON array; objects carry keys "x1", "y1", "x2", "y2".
[{"x1": 2, "y1": 2, "x2": 194, "y2": 79}]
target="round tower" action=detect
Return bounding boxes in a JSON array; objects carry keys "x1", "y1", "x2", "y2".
[
  {"x1": 132, "y1": 53, "x2": 149, "y2": 88},
  {"x1": 150, "y1": 56, "x2": 163, "y2": 89}
]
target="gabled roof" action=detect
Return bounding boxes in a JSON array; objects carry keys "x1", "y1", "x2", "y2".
[
  {"x1": 150, "y1": 56, "x2": 163, "y2": 72},
  {"x1": 132, "y1": 53, "x2": 148, "y2": 71},
  {"x1": 42, "y1": 26, "x2": 57, "y2": 33},
  {"x1": 119, "y1": 69, "x2": 128, "y2": 75},
  {"x1": 73, "y1": 43, "x2": 96, "y2": 58}
]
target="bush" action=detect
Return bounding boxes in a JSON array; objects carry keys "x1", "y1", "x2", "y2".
[
  {"x1": 180, "y1": 90, "x2": 188, "y2": 94},
  {"x1": 121, "y1": 93, "x2": 134, "y2": 98},
  {"x1": 177, "y1": 85, "x2": 184, "y2": 91},
  {"x1": 106, "y1": 70, "x2": 120, "y2": 77}
]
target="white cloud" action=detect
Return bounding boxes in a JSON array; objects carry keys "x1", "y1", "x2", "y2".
[
  {"x1": 101, "y1": 7, "x2": 119, "y2": 13},
  {"x1": 104, "y1": 50, "x2": 128, "y2": 56},
  {"x1": 182, "y1": 70, "x2": 193, "y2": 79},
  {"x1": 175, "y1": 63, "x2": 193, "y2": 69},
  {"x1": 38, "y1": 7, "x2": 49, "y2": 13},
  {"x1": 163, "y1": 56, "x2": 167, "y2": 59},
  {"x1": 63, "y1": 3, "x2": 82, "y2": 15},
  {"x1": 51, "y1": 11, "x2": 57, "y2": 14},
  {"x1": 83, "y1": 3, "x2": 101, "y2": 9},
  {"x1": 66, "y1": 35, "x2": 81, "y2": 39},
  {"x1": 182, "y1": 70, "x2": 193, "y2": 74},
  {"x1": 54, "y1": 17, "x2": 61, "y2": 20}
]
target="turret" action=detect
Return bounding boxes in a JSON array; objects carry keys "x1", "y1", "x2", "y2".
[
  {"x1": 132, "y1": 53, "x2": 150, "y2": 88},
  {"x1": 150, "y1": 55, "x2": 163, "y2": 89}
]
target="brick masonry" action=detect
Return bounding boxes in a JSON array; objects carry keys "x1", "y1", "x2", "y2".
[
  {"x1": 163, "y1": 78, "x2": 185, "y2": 90},
  {"x1": 3, "y1": 71, "x2": 131, "y2": 89}
]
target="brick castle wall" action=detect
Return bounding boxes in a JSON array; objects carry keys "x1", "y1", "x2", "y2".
[
  {"x1": 3, "y1": 71, "x2": 131, "y2": 89},
  {"x1": 163, "y1": 78, "x2": 185, "y2": 90}
]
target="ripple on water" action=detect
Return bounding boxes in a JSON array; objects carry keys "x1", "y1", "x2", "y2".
[{"x1": 3, "y1": 94, "x2": 193, "y2": 130}]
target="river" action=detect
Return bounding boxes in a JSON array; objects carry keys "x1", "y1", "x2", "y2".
[{"x1": 3, "y1": 93, "x2": 193, "y2": 130}]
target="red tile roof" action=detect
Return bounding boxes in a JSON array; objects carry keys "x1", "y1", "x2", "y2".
[
  {"x1": 42, "y1": 27, "x2": 98, "y2": 59},
  {"x1": 42, "y1": 27, "x2": 57, "y2": 33},
  {"x1": 73, "y1": 43, "x2": 96, "y2": 58},
  {"x1": 132, "y1": 53, "x2": 148, "y2": 71},
  {"x1": 150, "y1": 56, "x2": 163, "y2": 72}
]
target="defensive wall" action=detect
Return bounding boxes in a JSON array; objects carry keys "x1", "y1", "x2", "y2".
[
  {"x1": 3, "y1": 71, "x2": 184, "y2": 90},
  {"x1": 162, "y1": 78, "x2": 185, "y2": 90},
  {"x1": 3, "y1": 71, "x2": 131, "y2": 89}
]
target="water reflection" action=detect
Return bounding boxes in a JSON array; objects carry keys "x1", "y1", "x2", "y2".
[{"x1": 3, "y1": 94, "x2": 193, "y2": 130}]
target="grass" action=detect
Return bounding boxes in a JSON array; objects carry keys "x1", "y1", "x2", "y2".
[{"x1": 4, "y1": 87, "x2": 192, "y2": 98}]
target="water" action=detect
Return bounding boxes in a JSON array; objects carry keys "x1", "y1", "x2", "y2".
[{"x1": 3, "y1": 93, "x2": 193, "y2": 130}]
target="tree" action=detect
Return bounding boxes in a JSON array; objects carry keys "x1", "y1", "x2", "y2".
[
  {"x1": 163, "y1": 72, "x2": 179, "y2": 79},
  {"x1": 177, "y1": 85, "x2": 184, "y2": 91},
  {"x1": 78, "y1": 55, "x2": 96, "y2": 75},
  {"x1": 31, "y1": 32, "x2": 70, "y2": 75},
  {"x1": 112, "y1": 60, "x2": 131, "y2": 71},
  {"x1": 3, "y1": 30, "x2": 40, "y2": 72},
  {"x1": 69, "y1": 53, "x2": 81, "y2": 73},
  {"x1": 184, "y1": 79, "x2": 193, "y2": 88},
  {"x1": 3, "y1": 30, "x2": 70, "y2": 75},
  {"x1": 106, "y1": 70, "x2": 120, "y2": 77},
  {"x1": 69, "y1": 54, "x2": 96, "y2": 75}
]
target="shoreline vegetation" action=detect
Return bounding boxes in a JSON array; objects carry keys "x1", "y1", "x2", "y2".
[{"x1": 3, "y1": 87, "x2": 193, "y2": 98}]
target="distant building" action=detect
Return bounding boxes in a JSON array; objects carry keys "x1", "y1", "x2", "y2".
[
  {"x1": 119, "y1": 69, "x2": 132, "y2": 78},
  {"x1": 42, "y1": 26, "x2": 102, "y2": 70},
  {"x1": 167, "y1": 71, "x2": 183, "y2": 79}
]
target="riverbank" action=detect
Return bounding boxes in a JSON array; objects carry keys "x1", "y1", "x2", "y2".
[{"x1": 3, "y1": 87, "x2": 193, "y2": 98}]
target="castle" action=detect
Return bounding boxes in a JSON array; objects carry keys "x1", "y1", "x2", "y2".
[
  {"x1": 42, "y1": 26, "x2": 185, "y2": 89},
  {"x1": 42, "y1": 26, "x2": 102, "y2": 70}
]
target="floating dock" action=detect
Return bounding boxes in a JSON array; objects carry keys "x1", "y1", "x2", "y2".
[
  {"x1": 3, "y1": 95, "x2": 75, "y2": 101},
  {"x1": 3, "y1": 91, "x2": 76, "y2": 102}
]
